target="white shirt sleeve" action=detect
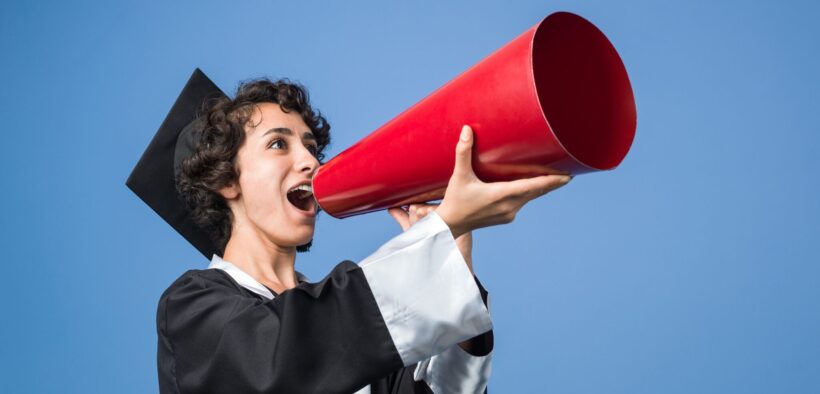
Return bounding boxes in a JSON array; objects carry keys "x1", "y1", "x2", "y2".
[
  {"x1": 412, "y1": 287, "x2": 493, "y2": 393},
  {"x1": 357, "y1": 210, "x2": 493, "y2": 367}
]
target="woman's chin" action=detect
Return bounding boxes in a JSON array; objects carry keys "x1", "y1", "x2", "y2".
[
  {"x1": 273, "y1": 202, "x2": 317, "y2": 244},
  {"x1": 272, "y1": 231, "x2": 314, "y2": 250},
  {"x1": 291, "y1": 226, "x2": 315, "y2": 243}
]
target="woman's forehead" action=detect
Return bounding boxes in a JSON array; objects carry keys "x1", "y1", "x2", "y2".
[{"x1": 247, "y1": 102, "x2": 309, "y2": 135}]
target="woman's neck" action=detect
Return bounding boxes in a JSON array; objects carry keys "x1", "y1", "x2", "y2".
[{"x1": 222, "y1": 221, "x2": 299, "y2": 294}]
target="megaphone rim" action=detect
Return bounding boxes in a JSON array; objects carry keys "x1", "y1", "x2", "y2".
[{"x1": 530, "y1": 11, "x2": 638, "y2": 173}]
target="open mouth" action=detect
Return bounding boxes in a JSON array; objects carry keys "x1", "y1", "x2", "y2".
[{"x1": 286, "y1": 186, "x2": 316, "y2": 214}]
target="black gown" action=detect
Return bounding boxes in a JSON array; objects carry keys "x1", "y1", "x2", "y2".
[{"x1": 156, "y1": 211, "x2": 494, "y2": 393}]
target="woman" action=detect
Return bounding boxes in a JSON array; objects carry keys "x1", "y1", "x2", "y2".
[{"x1": 154, "y1": 75, "x2": 571, "y2": 393}]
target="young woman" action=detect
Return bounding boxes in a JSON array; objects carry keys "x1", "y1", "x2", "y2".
[{"x1": 153, "y1": 75, "x2": 571, "y2": 393}]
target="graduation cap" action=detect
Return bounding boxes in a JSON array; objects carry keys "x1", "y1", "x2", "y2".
[{"x1": 126, "y1": 68, "x2": 228, "y2": 259}]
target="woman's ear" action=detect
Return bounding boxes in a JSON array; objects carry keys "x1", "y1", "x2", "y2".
[{"x1": 218, "y1": 182, "x2": 240, "y2": 200}]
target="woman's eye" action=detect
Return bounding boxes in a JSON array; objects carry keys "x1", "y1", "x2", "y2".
[
  {"x1": 269, "y1": 139, "x2": 319, "y2": 157},
  {"x1": 268, "y1": 139, "x2": 285, "y2": 150}
]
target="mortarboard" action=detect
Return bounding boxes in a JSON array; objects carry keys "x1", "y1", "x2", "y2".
[{"x1": 126, "y1": 68, "x2": 228, "y2": 259}]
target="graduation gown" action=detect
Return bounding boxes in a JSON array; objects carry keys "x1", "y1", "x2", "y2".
[{"x1": 156, "y1": 211, "x2": 494, "y2": 393}]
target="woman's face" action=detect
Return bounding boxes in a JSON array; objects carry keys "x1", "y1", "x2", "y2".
[{"x1": 223, "y1": 102, "x2": 321, "y2": 249}]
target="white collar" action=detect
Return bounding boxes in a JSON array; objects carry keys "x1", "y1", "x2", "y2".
[{"x1": 207, "y1": 254, "x2": 309, "y2": 300}]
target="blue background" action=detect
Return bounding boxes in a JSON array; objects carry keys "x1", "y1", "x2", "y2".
[{"x1": 1, "y1": 0, "x2": 818, "y2": 392}]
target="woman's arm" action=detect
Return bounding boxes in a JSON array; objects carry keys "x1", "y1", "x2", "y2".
[
  {"x1": 389, "y1": 203, "x2": 494, "y2": 393},
  {"x1": 388, "y1": 203, "x2": 481, "y2": 352}
]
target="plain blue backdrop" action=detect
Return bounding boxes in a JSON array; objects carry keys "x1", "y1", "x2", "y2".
[{"x1": 1, "y1": 0, "x2": 818, "y2": 392}]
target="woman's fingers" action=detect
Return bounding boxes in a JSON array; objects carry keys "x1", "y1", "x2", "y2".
[
  {"x1": 387, "y1": 207, "x2": 411, "y2": 231},
  {"x1": 419, "y1": 203, "x2": 438, "y2": 218},
  {"x1": 409, "y1": 203, "x2": 440, "y2": 225},
  {"x1": 389, "y1": 203, "x2": 441, "y2": 231},
  {"x1": 501, "y1": 174, "x2": 572, "y2": 201},
  {"x1": 408, "y1": 205, "x2": 419, "y2": 224}
]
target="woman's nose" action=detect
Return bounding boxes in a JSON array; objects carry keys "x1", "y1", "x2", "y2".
[{"x1": 296, "y1": 146, "x2": 319, "y2": 175}]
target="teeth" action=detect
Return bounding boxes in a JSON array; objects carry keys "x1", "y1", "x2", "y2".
[{"x1": 288, "y1": 184, "x2": 313, "y2": 195}]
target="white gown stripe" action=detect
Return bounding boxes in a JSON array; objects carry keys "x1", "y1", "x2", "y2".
[
  {"x1": 207, "y1": 255, "x2": 275, "y2": 300},
  {"x1": 207, "y1": 254, "x2": 309, "y2": 300},
  {"x1": 358, "y1": 210, "x2": 493, "y2": 366}
]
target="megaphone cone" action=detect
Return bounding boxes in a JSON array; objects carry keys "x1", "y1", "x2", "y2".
[{"x1": 313, "y1": 12, "x2": 637, "y2": 219}]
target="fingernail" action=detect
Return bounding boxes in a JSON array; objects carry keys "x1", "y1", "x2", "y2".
[
  {"x1": 460, "y1": 125, "x2": 470, "y2": 141},
  {"x1": 561, "y1": 176, "x2": 571, "y2": 184}
]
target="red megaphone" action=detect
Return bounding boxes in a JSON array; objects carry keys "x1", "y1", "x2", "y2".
[{"x1": 313, "y1": 11, "x2": 637, "y2": 219}]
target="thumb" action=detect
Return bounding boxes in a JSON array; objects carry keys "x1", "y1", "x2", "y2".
[{"x1": 452, "y1": 125, "x2": 477, "y2": 181}]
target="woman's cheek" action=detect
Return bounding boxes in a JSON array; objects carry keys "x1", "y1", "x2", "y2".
[{"x1": 240, "y1": 175, "x2": 277, "y2": 221}]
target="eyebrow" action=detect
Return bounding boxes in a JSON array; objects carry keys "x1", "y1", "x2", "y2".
[{"x1": 261, "y1": 127, "x2": 317, "y2": 142}]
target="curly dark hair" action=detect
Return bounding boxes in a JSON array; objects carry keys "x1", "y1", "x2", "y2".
[{"x1": 175, "y1": 77, "x2": 331, "y2": 255}]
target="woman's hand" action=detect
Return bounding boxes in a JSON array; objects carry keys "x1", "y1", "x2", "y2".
[
  {"x1": 387, "y1": 203, "x2": 474, "y2": 274},
  {"x1": 436, "y1": 125, "x2": 572, "y2": 238}
]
